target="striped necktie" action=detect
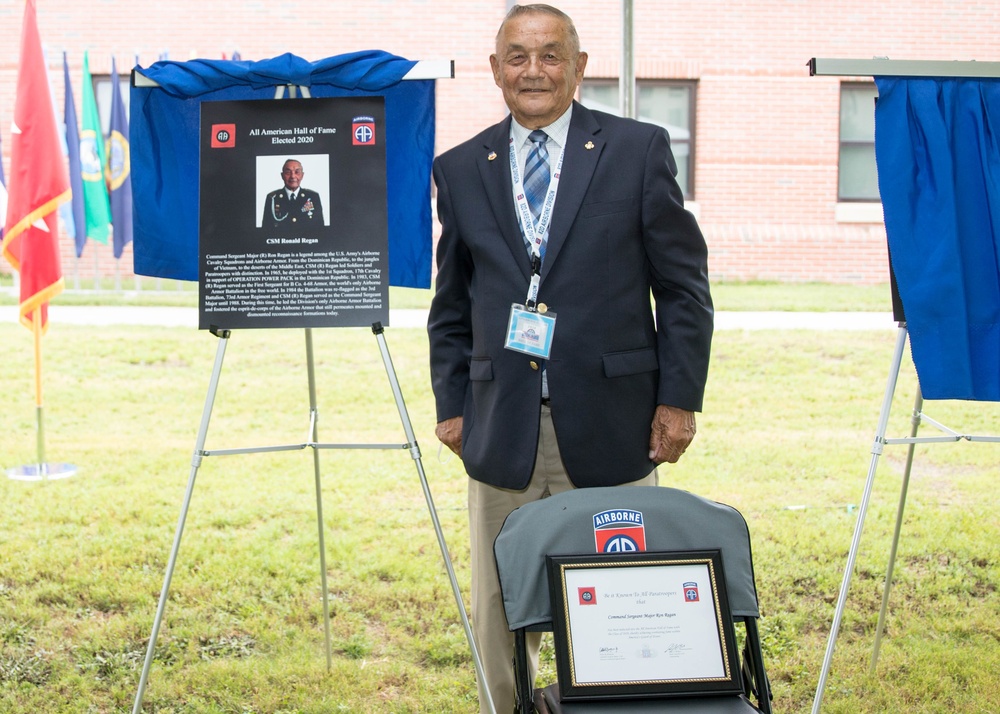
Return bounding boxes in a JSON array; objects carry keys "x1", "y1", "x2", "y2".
[{"x1": 523, "y1": 130, "x2": 550, "y2": 225}]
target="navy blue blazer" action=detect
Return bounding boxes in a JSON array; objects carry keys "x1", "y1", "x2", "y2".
[{"x1": 428, "y1": 101, "x2": 713, "y2": 490}]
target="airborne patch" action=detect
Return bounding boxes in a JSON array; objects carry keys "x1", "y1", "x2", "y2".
[
  {"x1": 352, "y1": 115, "x2": 376, "y2": 145},
  {"x1": 592, "y1": 509, "x2": 646, "y2": 553}
]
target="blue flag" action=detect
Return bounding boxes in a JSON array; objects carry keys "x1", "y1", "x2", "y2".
[
  {"x1": 62, "y1": 52, "x2": 86, "y2": 257},
  {"x1": 106, "y1": 57, "x2": 133, "y2": 259}
]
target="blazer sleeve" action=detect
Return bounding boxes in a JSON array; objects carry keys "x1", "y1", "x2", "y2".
[
  {"x1": 427, "y1": 156, "x2": 474, "y2": 422},
  {"x1": 309, "y1": 190, "x2": 324, "y2": 224},
  {"x1": 642, "y1": 127, "x2": 714, "y2": 412},
  {"x1": 261, "y1": 191, "x2": 272, "y2": 227}
]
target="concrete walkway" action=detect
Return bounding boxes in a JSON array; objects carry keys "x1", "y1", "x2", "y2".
[{"x1": 0, "y1": 304, "x2": 898, "y2": 330}]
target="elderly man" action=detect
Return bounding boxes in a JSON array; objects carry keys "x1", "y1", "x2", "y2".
[
  {"x1": 261, "y1": 158, "x2": 324, "y2": 230},
  {"x1": 427, "y1": 4, "x2": 713, "y2": 711}
]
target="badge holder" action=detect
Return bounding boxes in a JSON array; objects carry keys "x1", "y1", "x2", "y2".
[{"x1": 506, "y1": 304, "x2": 557, "y2": 358}]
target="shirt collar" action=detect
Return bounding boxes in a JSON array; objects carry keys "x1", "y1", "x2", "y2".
[{"x1": 511, "y1": 103, "x2": 573, "y2": 150}]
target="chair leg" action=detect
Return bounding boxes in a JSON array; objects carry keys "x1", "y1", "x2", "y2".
[
  {"x1": 743, "y1": 618, "x2": 773, "y2": 714},
  {"x1": 513, "y1": 629, "x2": 534, "y2": 714}
]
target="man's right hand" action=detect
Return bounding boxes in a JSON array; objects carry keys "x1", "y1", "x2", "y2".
[{"x1": 436, "y1": 416, "x2": 463, "y2": 457}]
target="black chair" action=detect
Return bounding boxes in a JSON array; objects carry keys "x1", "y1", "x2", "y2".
[{"x1": 494, "y1": 486, "x2": 773, "y2": 713}]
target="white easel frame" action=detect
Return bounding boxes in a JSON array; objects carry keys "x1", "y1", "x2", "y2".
[{"x1": 808, "y1": 57, "x2": 1000, "y2": 714}]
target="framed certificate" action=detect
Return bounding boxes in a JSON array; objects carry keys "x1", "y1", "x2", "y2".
[{"x1": 546, "y1": 550, "x2": 742, "y2": 701}]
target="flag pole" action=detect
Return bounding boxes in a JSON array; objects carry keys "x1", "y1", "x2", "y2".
[
  {"x1": 33, "y1": 309, "x2": 45, "y2": 471},
  {"x1": 7, "y1": 308, "x2": 77, "y2": 482}
]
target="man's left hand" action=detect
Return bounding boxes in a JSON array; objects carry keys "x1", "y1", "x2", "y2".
[{"x1": 648, "y1": 405, "x2": 696, "y2": 465}]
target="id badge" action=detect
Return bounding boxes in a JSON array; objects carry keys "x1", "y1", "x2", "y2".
[{"x1": 505, "y1": 303, "x2": 557, "y2": 358}]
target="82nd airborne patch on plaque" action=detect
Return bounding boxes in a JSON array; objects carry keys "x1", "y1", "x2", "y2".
[
  {"x1": 352, "y1": 116, "x2": 376, "y2": 145},
  {"x1": 593, "y1": 509, "x2": 646, "y2": 553}
]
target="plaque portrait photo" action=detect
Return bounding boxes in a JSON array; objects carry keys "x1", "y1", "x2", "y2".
[{"x1": 257, "y1": 154, "x2": 331, "y2": 232}]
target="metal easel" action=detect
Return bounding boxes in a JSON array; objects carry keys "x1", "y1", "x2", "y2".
[
  {"x1": 132, "y1": 324, "x2": 492, "y2": 714},
  {"x1": 808, "y1": 58, "x2": 1000, "y2": 713}
]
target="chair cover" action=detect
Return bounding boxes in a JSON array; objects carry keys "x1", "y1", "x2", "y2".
[{"x1": 494, "y1": 486, "x2": 760, "y2": 631}]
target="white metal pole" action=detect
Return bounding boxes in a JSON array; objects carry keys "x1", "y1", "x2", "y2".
[
  {"x1": 812, "y1": 325, "x2": 908, "y2": 713},
  {"x1": 132, "y1": 329, "x2": 231, "y2": 713},
  {"x1": 620, "y1": 0, "x2": 635, "y2": 119}
]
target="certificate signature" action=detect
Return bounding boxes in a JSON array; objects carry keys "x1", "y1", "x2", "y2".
[{"x1": 598, "y1": 646, "x2": 626, "y2": 662}]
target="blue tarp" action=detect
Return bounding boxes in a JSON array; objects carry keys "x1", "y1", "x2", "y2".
[
  {"x1": 875, "y1": 77, "x2": 1000, "y2": 401},
  {"x1": 130, "y1": 50, "x2": 434, "y2": 288}
]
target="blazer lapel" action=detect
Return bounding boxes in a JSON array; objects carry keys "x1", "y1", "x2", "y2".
[
  {"x1": 542, "y1": 102, "x2": 604, "y2": 275},
  {"x1": 476, "y1": 117, "x2": 533, "y2": 281}
]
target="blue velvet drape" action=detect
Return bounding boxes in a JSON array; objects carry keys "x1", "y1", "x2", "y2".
[
  {"x1": 130, "y1": 51, "x2": 435, "y2": 288},
  {"x1": 875, "y1": 77, "x2": 1000, "y2": 400}
]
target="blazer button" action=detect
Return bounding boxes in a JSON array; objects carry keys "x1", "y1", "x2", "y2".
[{"x1": 529, "y1": 361, "x2": 539, "y2": 371}]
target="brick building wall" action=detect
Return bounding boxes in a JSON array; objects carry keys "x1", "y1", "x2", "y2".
[{"x1": 1, "y1": 0, "x2": 997, "y2": 285}]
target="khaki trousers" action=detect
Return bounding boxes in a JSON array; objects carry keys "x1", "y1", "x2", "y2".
[{"x1": 468, "y1": 404, "x2": 658, "y2": 714}]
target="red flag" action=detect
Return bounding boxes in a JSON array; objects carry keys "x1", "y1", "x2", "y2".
[{"x1": 2, "y1": 0, "x2": 70, "y2": 332}]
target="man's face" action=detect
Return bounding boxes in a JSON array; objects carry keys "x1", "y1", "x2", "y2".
[
  {"x1": 281, "y1": 161, "x2": 304, "y2": 191},
  {"x1": 490, "y1": 12, "x2": 587, "y2": 129}
]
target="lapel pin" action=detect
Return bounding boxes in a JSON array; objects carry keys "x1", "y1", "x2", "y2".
[
  {"x1": 585, "y1": 141, "x2": 595, "y2": 150},
  {"x1": 487, "y1": 151, "x2": 497, "y2": 161}
]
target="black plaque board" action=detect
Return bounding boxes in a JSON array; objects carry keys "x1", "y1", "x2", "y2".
[{"x1": 199, "y1": 96, "x2": 389, "y2": 329}]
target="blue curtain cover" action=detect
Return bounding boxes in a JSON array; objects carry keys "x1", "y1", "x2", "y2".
[
  {"x1": 875, "y1": 77, "x2": 1000, "y2": 401},
  {"x1": 130, "y1": 50, "x2": 435, "y2": 288}
]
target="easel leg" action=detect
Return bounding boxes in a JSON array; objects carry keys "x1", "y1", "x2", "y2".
[
  {"x1": 371, "y1": 323, "x2": 497, "y2": 714},
  {"x1": 132, "y1": 329, "x2": 231, "y2": 713},
  {"x1": 871, "y1": 387, "x2": 922, "y2": 671},
  {"x1": 812, "y1": 325, "x2": 908, "y2": 714},
  {"x1": 305, "y1": 328, "x2": 334, "y2": 670}
]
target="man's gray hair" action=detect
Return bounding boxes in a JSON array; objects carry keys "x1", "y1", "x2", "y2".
[{"x1": 496, "y1": 3, "x2": 581, "y2": 56}]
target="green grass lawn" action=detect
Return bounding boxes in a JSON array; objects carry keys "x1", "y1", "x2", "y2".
[
  {"x1": 0, "y1": 277, "x2": 895, "y2": 313},
  {"x1": 1, "y1": 307, "x2": 996, "y2": 712}
]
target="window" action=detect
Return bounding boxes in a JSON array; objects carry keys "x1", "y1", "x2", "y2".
[
  {"x1": 92, "y1": 74, "x2": 131, "y2": 135},
  {"x1": 839, "y1": 83, "x2": 879, "y2": 201},
  {"x1": 580, "y1": 80, "x2": 696, "y2": 199}
]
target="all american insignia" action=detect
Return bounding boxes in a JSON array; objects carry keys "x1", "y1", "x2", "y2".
[
  {"x1": 592, "y1": 509, "x2": 646, "y2": 553},
  {"x1": 352, "y1": 115, "x2": 376, "y2": 145}
]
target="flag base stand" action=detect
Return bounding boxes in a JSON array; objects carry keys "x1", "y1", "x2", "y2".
[
  {"x1": 6, "y1": 462, "x2": 77, "y2": 481},
  {"x1": 7, "y1": 399, "x2": 75, "y2": 481}
]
